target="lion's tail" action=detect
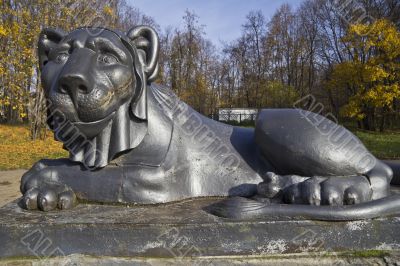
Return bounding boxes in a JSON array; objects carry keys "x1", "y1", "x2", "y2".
[
  {"x1": 383, "y1": 160, "x2": 400, "y2": 185},
  {"x1": 206, "y1": 195, "x2": 400, "y2": 221},
  {"x1": 208, "y1": 160, "x2": 400, "y2": 221}
]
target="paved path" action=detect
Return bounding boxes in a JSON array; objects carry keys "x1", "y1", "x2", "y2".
[{"x1": 0, "y1": 169, "x2": 26, "y2": 207}]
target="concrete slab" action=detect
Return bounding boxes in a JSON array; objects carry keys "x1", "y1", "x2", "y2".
[
  {"x1": 1, "y1": 166, "x2": 400, "y2": 264},
  {"x1": 1, "y1": 252, "x2": 400, "y2": 265},
  {"x1": 1, "y1": 197, "x2": 400, "y2": 261}
]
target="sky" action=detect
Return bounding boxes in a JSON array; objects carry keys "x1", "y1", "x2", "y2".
[{"x1": 128, "y1": 0, "x2": 304, "y2": 48}]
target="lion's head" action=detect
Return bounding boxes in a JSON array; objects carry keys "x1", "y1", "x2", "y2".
[{"x1": 38, "y1": 26, "x2": 160, "y2": 169}]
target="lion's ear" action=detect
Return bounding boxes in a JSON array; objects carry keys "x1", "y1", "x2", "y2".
[
  {"x1": 38, "y1": 28, "x2": 66, "y2": 71},
  {"x1": 126, "y1": 26, "x2": 159, "y2": 82}
]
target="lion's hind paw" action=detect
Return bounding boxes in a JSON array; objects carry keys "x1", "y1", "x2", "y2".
[{"x1": 257, "y1": 172, "x2": 373, "y2": 206}]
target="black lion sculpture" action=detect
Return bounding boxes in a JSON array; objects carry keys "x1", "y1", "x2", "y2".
[{"x1": 20, "y1": 26, "x2": 400, "y2": 220}]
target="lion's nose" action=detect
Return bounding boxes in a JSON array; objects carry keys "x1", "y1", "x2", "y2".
[{"x1": 58, "y1": 74, "x2": 91, "y2": 96}]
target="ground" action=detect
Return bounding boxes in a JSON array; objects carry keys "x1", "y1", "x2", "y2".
[
  {"x1": 0, "y1": 124, "x2": 67, "y2": 207},
  {"x1": 0, "y1": 169, "x2": 25, "y2": 207}
]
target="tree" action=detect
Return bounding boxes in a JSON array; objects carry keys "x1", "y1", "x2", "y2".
[
  {"x1": 2, "y1": 0, "x2": 400, "y2": 135},
  {"x1": 160, "y1": 10, "x2": 219, "y2": 115},
  {"x1": 328, "y1": 19, "x2": 400, "y2": 131},
  {"x1": 0, "y1": 0, "x2": 158, "y2": 139}
]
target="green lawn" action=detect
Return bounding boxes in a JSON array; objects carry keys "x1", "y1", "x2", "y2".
[{"x1": 354, "y1": 130, "x2": 400, "y2": 160}]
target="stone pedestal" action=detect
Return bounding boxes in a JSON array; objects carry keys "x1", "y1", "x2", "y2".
[{"x1": 1, "y1": 196, "x2": 400, "y2": 265}]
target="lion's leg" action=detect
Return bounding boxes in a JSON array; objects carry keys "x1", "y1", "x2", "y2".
[
  {"x1": 20, "y1": 159, "x2": 125, "y2": 211},
  {"x1": 20, "y1": 158, "x2": 177, "y2": 211},
  {"x1": 365, "y1": 160, "x2": 393, "y2": 199}
]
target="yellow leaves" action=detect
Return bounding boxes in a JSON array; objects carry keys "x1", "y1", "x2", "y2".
[
  {"x1": 1, "y1": 3, "x2": 40, "y2": 123},
  {"x1": 348, "y1": 19, "x2": 400, "y2": 61},
  {"x1": 349, "y1": 23, "x2": 368, "y2": 36},
  {"x1": 0, "y1": 125, "x2": 67, "y2": 170},
  {"x1": 341, "y1": 99, "x2": 365, "y2": 120},
  {"x1": 103, "y1": 6, "x2": 114, "y2": 17},
  {"x1": 0, "y1": 0, "x2": 129, "y2": 127},
  {"x1": 0, "y1": 96, "x2": 11, "y2": 106},
  {"x1": 329, "y1": 19, "x2": 400, "y2": 121},
  {"x1": 364, "y1": 65, "x2": 389, "y2": 82},
  {"x1": 365, "y1": 84, "x2": 400, "y2": 107},
  {"x1": 0, "y1": 25, "x2": 6, "y2": 36}
]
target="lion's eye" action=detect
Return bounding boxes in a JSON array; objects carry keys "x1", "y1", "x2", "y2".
[
  {"x1": 98, "y1": 54, "x2": 118, "y2": 65},
  {"x1": 55, "y1": 53, "x2": 69, "y2": 63}
]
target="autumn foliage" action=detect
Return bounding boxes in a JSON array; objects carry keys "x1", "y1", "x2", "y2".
[
  {"x1": 329, "y1": 20, "x2": 400, "y2": 131},
  {"x1": 0, "y1": 0, "x2": 399, "y2": 134},
  {"x1": 0, "y1": 124, "x2": 67, "y2": 170},
  {"x1": 0, "y1": 0, "x2": 157, "y2": 139}
]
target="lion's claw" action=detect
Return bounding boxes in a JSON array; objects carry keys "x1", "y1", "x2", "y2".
[
  {"x1": 23, "y1": 188, "x2": 40, "y2": 210},
  {"x1": 58, "y1": 190, "x2": 77, "y2": 210},
  {"x1": 21, "y1": 186, "x2": 76, "y2": 211}
]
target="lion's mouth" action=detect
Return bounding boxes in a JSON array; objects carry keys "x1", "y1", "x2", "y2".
[{"x1": 72, "y1": 110, "x2": 116, "y2": 139}]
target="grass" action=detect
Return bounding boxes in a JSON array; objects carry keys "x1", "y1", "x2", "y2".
[
  {"x1": 353, "y1": 130, "x2": 400, "y2": 160},
  {"x1": 0, "y1": 124, "x2": 67, "y2": 170},
  {"x1": 0, "y1": 124, "x2": 398, "y2": 171},
  {"x1": 339, "y1": 250, "x2": 390, "y2": 258}
]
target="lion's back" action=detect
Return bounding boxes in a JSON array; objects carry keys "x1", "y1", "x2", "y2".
[{"x1": 254, "y1": 109, "x2": 376, "y2": 176}]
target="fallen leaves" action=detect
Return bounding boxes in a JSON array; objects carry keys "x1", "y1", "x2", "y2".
[{"x1": 0, "y1": 125, "x2": 67, "y2": 170}]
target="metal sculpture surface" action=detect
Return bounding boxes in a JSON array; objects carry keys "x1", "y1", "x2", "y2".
[{"x1": 20, "y1": 26, "x2": 400, "y2": 220}]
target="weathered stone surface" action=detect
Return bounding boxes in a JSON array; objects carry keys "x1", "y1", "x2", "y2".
[
  {"x1": 2, "y1": 252, "x2": 400, "y2": 266},
  {"x1": 1, "y1": 196, "x2": 400, "y2": 261}
]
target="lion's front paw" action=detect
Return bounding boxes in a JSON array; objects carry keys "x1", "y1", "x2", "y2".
[
  {"x1": 20, "y1": 162, "x2": 77, "y2": 211},
  {"x1": 22, "y1": 185, "x2": 76, "y2": 211}
]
